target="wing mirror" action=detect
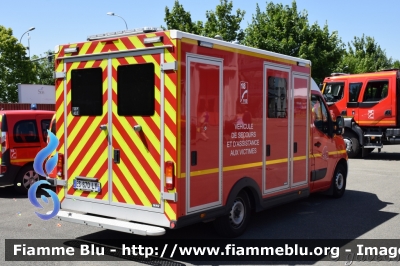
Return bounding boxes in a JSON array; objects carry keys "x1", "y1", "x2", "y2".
[{"x1": 335, "y1": 116, "x2": 344, "y2": 135}]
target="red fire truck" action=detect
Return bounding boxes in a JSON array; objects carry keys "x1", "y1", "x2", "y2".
[
  {"x1": 322, "y1": 70, "x2": 400, "y2": 157},
  {"x1": 47, "y1": 28, "x2": 348, "y2": 237}
]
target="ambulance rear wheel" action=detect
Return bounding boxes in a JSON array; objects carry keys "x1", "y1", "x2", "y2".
[
  {"x1": 343, "y1": 131, "x2": 360, "y2": 158},
  {"x1": 213, "y1": 191, "x2": 251, "y2": 238},
  {"x1": 14, "y1": 165, "x2": 40, "y2": 194}
]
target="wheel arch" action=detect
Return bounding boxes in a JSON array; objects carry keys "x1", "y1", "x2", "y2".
[{"x1": 225, "y1": 177, "x2": 263, "y2": 213}]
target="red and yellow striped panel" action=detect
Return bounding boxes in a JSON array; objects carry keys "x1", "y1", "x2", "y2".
[
  {"x1": 111, "y1": 55, "x2": 161, "y2": 207},
  {"x1": 55, "y1": 57, "x2": 65, "y2": 202},
  {"x1": 58, "y1": 31, "x2": 176, "y2": 58},
  {"x1": 65, "y1": 59, "x2": 109, "y2": 201}
]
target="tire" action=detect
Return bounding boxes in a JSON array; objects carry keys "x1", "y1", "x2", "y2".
[
  {"x1": 14, "y1": 165, "x2": 40, "y2": 195},
  {"x1": 343, "y1": 131, "x2": 360, "y2": 158},
  {"x1": 213, "y1": 191, "x2": 251, "y2": 238},
  {"x1": 331, "y1": 164, "x2": 347, "y2": 199}
]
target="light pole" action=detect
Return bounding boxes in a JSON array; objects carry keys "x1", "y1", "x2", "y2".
[
  {"x1": 106, "y1": 12, "x2": 128, "y2": 30},
  {"x1": 20, "y1": 27, "x2": 35, "y2": 59}
]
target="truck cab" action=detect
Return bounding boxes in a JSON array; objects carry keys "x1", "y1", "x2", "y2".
[{"x1": 322, "y1": 70, "x2": 400, "y2": 157}]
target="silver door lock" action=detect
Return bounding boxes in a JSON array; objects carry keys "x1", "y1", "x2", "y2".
[
  {"x1": 133, "y1": 125, "x2": 142, "y2": 132},
  {"x1": 99, "y1": 125, "x2": 107, "y2": 130}
]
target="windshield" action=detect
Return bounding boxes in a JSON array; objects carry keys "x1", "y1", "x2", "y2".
[{"x1": 323, "y1": 82, "x2": 344, "y2": 103}]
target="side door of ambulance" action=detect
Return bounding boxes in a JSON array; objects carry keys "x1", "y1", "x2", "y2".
[{"x1": 310, "y1": 93, "x2": 337, "y2": 190}]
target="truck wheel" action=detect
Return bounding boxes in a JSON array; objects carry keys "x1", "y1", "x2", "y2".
[
  {"x1": 14, "y1": 165, "x2": 40, "y2": 195},
  {"x1": 331, "y1": 164, "x2": 346, "y2": 198},
  {"x1": 343, "y1": 131, "x2": 360, "y2": 158},
  {"x1": 213, "y1": 191, "x2": 251, "y2": 238}
]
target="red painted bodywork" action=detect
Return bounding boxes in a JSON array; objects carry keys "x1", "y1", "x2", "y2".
[{"x1": 322, "y1": 71, "x2": 399, "y2": 127}]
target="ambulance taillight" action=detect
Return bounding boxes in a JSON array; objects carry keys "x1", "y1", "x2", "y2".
[
  {"x1": 57, "y1": 153, "x2": 64, "y2": 177},
  {"x1": 165, "y1": 161, "x2": 175, "y2": 190}
]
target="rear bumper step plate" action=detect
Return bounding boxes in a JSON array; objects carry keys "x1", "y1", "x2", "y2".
[{"x1": 54, "y1": 210, "x2": 166, "y2": 236}]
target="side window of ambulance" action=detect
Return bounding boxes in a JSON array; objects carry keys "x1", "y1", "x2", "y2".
[
  {"x1": 71, "y1": 68, "x2": 103, "y2": 116},
  {"x1": 14, "y1": 120, "x2": 39, "y2": 143},
  {"x1": 41, "y1": 120, "x2": 50, "y2": 142},
  {"x1": 362, "y1": 80, "x2": 389, "y2": 102},
  {"x1": 267, "y1": 76, "x2": 288, "y2": 118},
  {"x1": 117, "y1": 63, "x2": 155, "y2": 116},
  {"x1": 311, "y1": 95, "x2": 329, "y2": 134}
]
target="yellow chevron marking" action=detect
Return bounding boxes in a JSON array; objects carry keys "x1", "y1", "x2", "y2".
[
  {"x1": 142, "y1": 54, "x2": 161, "y2": 80},
  {"x1": 85, "y1": 152, "x2": 108, "y2": 199},
  {"x1": 114, "y1": 39, "x2": 127, "y2": 52},
  {"x1": 79, "y1": 42, "x2": 91, "y2": 55},
  {"x1": 164, "y1": 202, "x2": 176, "y2": 220},
  {"x1": 114, "y1": 160, "x2": 154, "y2": 206},
  {"x1": 69, "y1": 127, "x2": 108, "y2": 192},
  {"x1": 129, "y1": 36, "x2": 146, "y2": 49},
  {"x1": 112, "y1": 193, "x2": 117, "y2": 202},
  {"x1": 112, "y1": 129, "x2": 160, "y2": 201},
  {"x1": 57, "y1": 187, "x2": 64, "y2": 202},
  {"x1": 164, "y1": 74, "x2": 177, "y2": 99},
  {"x1": 164, "y1": 124, "x2": 176, "y2": 151},
  {"x1": 93, "y1": 42, "x2": 105, "y2": 54},
  {"x1": 112, "y1": 168, "x2": 135, "y2": 204},
  {"x1": 165, "y1": 97, "x2": 176, "y2": 125}
]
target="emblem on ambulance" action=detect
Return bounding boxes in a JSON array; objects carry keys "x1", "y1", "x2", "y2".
[
  {"x1": 368, "y1": 110, "x2": 374, "y2": 119},
  {"x1": 240, "y1": 81, "x2": 248, "y2": 104}
]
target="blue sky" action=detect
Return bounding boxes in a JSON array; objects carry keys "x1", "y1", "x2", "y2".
[{"x1": 2, "y1": 0, "x2": 400, "y2": 61}]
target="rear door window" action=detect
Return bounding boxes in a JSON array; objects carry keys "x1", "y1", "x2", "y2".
[
  {"x1": 14, "y1": 120, "x2": 39, "y2": 143},
  {"x1": 117, "y1": 63, "x2": 155, "y2": 116}
]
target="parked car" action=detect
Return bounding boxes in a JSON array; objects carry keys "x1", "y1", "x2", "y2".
[{"x1": 0, "y1": 108, "x2": 55, "y2": 194}]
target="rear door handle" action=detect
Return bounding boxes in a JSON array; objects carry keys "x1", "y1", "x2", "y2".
[{"x1": 314, "y1": 141, "x2": 321, "y2": 148}]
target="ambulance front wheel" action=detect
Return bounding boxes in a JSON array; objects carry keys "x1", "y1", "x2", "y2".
[
  {"x1": 213, "y1": 191, "x2": 251, "y2": 238},
  {"x1": 331, "y1": 164, "x2": 346, "y2": 199}
]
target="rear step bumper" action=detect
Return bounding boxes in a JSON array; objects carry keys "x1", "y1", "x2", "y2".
[{"x1": 54, "y1": 210, "x2": 166, "y2": 236}]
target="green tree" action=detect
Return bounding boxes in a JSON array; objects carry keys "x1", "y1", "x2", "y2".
[
  {"x1": 164, "y1": 0, "x2": 203, "y2": 34},
  {"x1": 0, "y1": 25, "x2": 36, "y2": 102},
  {"x1": 164, "y1": 0, "x2": 245, "y2": 42},
  {"x1": 31, "y1": 50, "x2": 55, "y2": 85},
  {"x1": 393, "y1": 60, "x2": 400, "y2": 69},
  {"x1": 203, "y1": 0, "x2": 245, "y2": 42},
  {"x1": 243, "y1": 1, "x2": 344, "y2": 84},
  {"x1": 336, "y1": 35, "x2": 393, "y2": 74}
]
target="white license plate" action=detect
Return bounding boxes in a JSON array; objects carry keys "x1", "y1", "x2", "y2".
[{"x1": 73, "y1": 179, "x2": 101, "y2": 192}]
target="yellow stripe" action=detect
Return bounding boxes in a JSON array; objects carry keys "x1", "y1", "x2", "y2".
[
  {"x1": 79, "y1": 42, "x2": 91, "y2": 56},
  {"x1": 11, "y1": 158, "x2": 34, "y2": 163},
  {"x1": 181, "y1": 38, "x2": 302, "y2": 66},
  {"x1": 180, "y1": 151, "x2": 346, "y2": 178},
  {"x1": 358, "y1": 120, "x2": 396, "y2": 124}
]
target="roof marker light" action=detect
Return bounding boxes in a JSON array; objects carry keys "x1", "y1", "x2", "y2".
[
  {"x1": 144, "y1": 36, "x2": 163, "y2": 44},
  {"x1": 64, "y1": 47, "x2": 78, "y2": 53},
  {"x1": 198, "y1": 41, "x2": 213, "y2": 49}
]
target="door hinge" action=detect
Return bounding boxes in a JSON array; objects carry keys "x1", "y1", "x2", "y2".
[
  {"x1": 161, "y1": 61, "x2": 177, "y2": 71},
  {"x1": 161, "y1": 192, "x2": 177, "y2": 202},
  {"x1": 53, "y1": 71, "x2": 66, "y2": 79}
]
